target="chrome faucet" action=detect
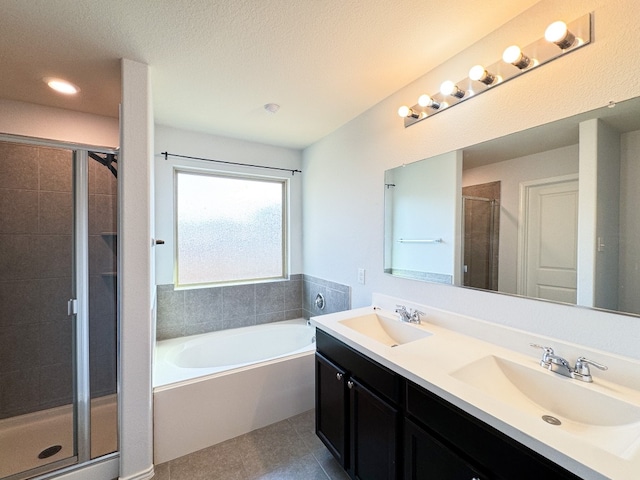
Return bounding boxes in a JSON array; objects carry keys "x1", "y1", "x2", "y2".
[
  {"x1": 530, "y1": 344, "x2": 608, "y2": 383},
  {"x1": 573, "y1": 357, "x2": 609, "y2": 383},
  {"x1": 395, "y1": 305, "x2": 424, "y2": 324}
]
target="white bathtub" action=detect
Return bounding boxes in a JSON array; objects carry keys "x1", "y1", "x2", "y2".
[
  {"x1": 154, "y1": 318, "x2": 315, "y2": 387},
  {"x1": 153, "y1": 318, "x2": 316, "y2": 463}
]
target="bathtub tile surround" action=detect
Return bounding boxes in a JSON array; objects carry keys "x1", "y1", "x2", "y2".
[
  {"x1": 152, "y1": 409, "x2": 348, "y2": 480},
  {"x1": 156, "y1": 275, "x2": 303, "y2": 340},
  {"x1": 156, "y1": 274, "x2": 351, "y2": 340},
  {"x1": 303, "y1": 275, "x2": 351, "y2": 319}
]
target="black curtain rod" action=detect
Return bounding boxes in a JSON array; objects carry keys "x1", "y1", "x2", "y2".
[{"x1": 161, "y1": 152, "x2": 302, "y2": 176}]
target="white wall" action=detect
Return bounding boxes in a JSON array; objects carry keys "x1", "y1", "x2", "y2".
[
  {"x1": 119, "y1": 59, "x2": 154, "y2": 480},
  {"x1": 0, "y1": 98, "x2": 118, "y2": 146},
  {"x1": 387, "y1": 152, "x2": 460, "y2": 277},
  {"x1": 153, "y1": 125, "x2": 303, "y2": 285},
  {"x1": 302, "y1": 0, "x2": 640, "y2": 359},
  {"x1": 463, "y1": 144, "x2": 579, "y2": 293},
  {"x1": 579, "y1": 119, "x2": 621, "y2": 311},
  {"x1": 594, "y1": 121, "x2": 621, "y2": 310},
  {"x1": 619, "y1": 129, "x2": 640, "y2": 314}
]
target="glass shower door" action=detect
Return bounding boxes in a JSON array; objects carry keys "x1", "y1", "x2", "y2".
[{"x1": 0, "y1": 142, "x2": 78, "y2": 479}]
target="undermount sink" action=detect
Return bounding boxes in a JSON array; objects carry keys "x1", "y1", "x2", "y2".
[
  {"x1": 339, "y1": 312, "x2": 432, "y2": 347},
  {"x1": 451, "y1": 355, "x2": 640, "y2": 458}
]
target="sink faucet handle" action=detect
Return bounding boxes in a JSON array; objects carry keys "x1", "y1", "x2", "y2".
[
  {"x1": 575, "y1": 357, "x2": 608, "y2": 373},
  {"x1": 529, "y1": 344, "x2": 554, "y2": 366},
  {"x1": 529, "y1": 343, "x2": 554, "y2": 354},
  {"x1": 410, "y1": 309, "x2": 424, "y2": 324},
  {"x1": 573, "y1": 357, "x2": 608, "y2": 383}
]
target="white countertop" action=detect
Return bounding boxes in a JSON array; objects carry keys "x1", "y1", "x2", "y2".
[{"x1": 311, "y1": 301, "x2": 640, "y2": 480}]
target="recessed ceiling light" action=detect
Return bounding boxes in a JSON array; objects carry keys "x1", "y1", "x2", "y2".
[{"x1": 44, "y1": 77, "x2": 80, "y2": 95}]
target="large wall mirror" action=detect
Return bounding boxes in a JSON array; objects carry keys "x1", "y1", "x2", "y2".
[{"x1": 384, "y1": 96, "x2": 640, "y2": 317}]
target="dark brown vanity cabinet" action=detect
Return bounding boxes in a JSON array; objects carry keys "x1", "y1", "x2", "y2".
[
  {"x1": 315, "y1": 330, "x2": 402, "y2": 480},
  {"x1": 405, "y1": 382, "x2": 582, "y2": 480},
  {"x1": 404, "y1": 418, "x2": 487, "y2": 480},
  {"x1": 315, "y1": 352, "x2": 348, "y2": 466},
  {"x1": 316, "y1": 329, "x2": 586, "y2": 480}
]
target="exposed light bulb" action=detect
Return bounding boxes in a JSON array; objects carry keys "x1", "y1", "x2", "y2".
[
  {"x1": 397, "y1": 105, "x2": 418, "y2": 118},
  {"x1": 440, "y1": 80, "x2": 465, "y2": 99},
  {"x1": 468, "y1": 65, "x2": 496, "y2": 85},
  {"x1": 545, "y1": 21, "x2": 576, "y2": 49},
  {"x1": 418, "y1": 94, "x2": 440, "y2": 109},
  {"x1": 502, "y1": 45, "x2": 531, "y2": 69},
  {"x1": 44, "y1": 77, "x2": 80, "y2": 95}
]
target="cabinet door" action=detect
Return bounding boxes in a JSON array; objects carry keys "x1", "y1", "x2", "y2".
[
  {"x1": 350, "y1": 378, "x2": 399, "y2": 480},
  {"x1": 316, "y1": 353, "x2": 348, "y2": 467},
  {"x1": 404, "y1": 418, "x2": 487, "y2": 480}
]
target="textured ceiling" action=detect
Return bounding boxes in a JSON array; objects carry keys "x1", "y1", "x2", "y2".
[{"x1": 0, "y1": 0, "x2": 540, "y2": 149}]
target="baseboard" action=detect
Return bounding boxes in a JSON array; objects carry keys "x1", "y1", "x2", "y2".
[{"x1": 118, "y1": 464, "x2": 154, "y2": 480}]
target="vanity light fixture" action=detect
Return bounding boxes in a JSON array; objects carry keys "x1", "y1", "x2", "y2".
[
  {"x1": 44, "y1": 77, "x2": 80, "y2": 95},
  {"x1": 397, "y1": 105, "x2": 420, "y2": 119},
  {"x1": 502, "y1": 45, "x2": 531, "y2": 70},
  {"x1": 418, "y1": 94, "x2": 440, "y2": 110},
  {"x1": 398, "y1": 13, "x2": 592, "y2": 128},
  {"x1": 440, "y1": 80, "x2": 465, "y2": 99},
  {"x1": 469, "y1": 65, "x2": 497, "y2": 85},
  {"x1": 545, "y1": 21, "x2": 577, "y2": 49}
]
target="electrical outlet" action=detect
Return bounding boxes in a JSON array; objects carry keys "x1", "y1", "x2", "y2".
[{"x1": 357, "y1": 268, "x2": 366, "y2": 285}]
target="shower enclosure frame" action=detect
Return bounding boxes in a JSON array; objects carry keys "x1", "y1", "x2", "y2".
[
  {"x1": 0, "y1": 133, "x2": 120, "y2": 480},
  {"x1": 461, "y1": 194, "x2": 499, "y2": 291}
]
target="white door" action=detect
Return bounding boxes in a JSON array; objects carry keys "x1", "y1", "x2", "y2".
[{"x1": 518, "y1": 175, "x2": 579, "y2": 303}]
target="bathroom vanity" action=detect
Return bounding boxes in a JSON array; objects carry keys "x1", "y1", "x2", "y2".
[{"x1": 311, "y1": 296, "x2": 640, "y2": 480}]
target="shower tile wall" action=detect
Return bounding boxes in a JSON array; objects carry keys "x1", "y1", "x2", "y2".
[
  {"x1": 156, "y1": 275, "x2": 351, "y2": 340},
  {"x1": 302, "y1": 275, "x2": 351, "y2": 319},
  {"x1": 0, "y1": 142, "x2": 117, "y2": 419},
  {"x1": 88, "y1": 156, "x2": 118, "y2": 400},
  {"x1": 0, "y1": 143, "x2": 72, "y2": 419}
]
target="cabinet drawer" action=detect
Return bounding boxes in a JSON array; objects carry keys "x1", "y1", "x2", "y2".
[
  {"x1": 316, "y1": 329, "x2": 403, "y2": 404},
  {"x1": 406, "y1": 382, "x2": 581, "y2": 480}
]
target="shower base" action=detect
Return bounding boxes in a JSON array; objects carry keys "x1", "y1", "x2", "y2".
[{"x1": 0, "y1": 394, "x2": 117, "y2": 479}]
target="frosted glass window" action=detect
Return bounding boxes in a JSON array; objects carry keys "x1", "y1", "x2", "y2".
[{"x1": 175, "y1": 170, "x2": 287, "y2": 286}]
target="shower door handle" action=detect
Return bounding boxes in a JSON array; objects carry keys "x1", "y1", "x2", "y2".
[
  {"x1": 152, "y1": 238, "x2": 165, "y2": 246},
  {"x1": 67, "y1": 298, "x2": 78, "y2": 316}
]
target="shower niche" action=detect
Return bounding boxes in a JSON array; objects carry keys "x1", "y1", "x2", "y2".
[{"x1": 0, "y1": 138, "x2": 119, "y2": 480}]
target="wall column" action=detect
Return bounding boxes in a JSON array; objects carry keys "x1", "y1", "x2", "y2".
[{"x1": 119, "y1": 58, "x2": 154, "y2": 480}]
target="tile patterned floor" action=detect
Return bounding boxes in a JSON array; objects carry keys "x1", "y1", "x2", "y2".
[{"x1": 152, "y1": 409, "x2": 350, "y2": 480}]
